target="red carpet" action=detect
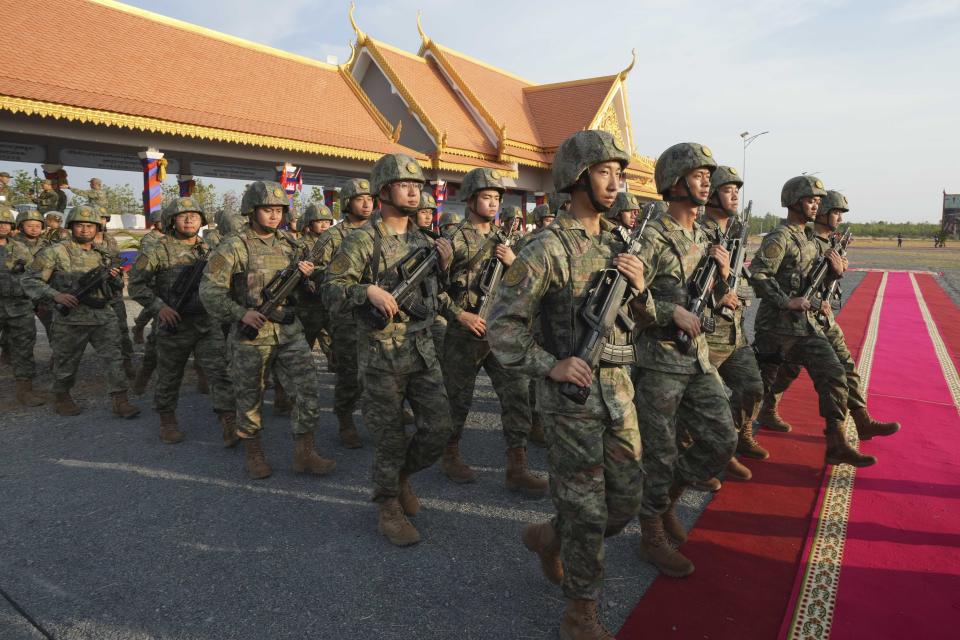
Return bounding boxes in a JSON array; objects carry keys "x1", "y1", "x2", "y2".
[
  {"x1": 782, "y1": 272, "x2": 960, "y2": 640},
  {"x1": 617, "y1": 273, "x2": 883, "y2": 640}
]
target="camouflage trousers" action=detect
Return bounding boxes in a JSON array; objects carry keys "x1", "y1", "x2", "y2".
[
  {"x1": 154, "y1": 316, "x2": 234, "y2": 414},
  {"x1": 767, "y1": 320, "x2": 865, "y2": 412},
  {"x1": 430, "y1": 315, "x2": 446, "y2": 356},
  {"x1": 111, "y1": 298, "x2": 133, "y2": 360},
  {"x1": 228, "y1": 334, "x2": 323, "y2": 437},
  {"x1": 50, "y1": 320, "x2": 127, "y2": 394},
  {"x1": 141, "y1": 321, "x2": 158, "y2": 371},
  {"x1": 441, "y1": 325, "x2": 532, "y2": 449},
  {"x1": 297, "y1": 304, "x2": 333, "y2": 363},
  {"x1": 330, "y1": 316, "x2": 362, "y2": 416},
  {"x1": 754, "y1": 331, "x2": 848, "y2": 425},
  {"x1": 634, "y1": 367, "x2": 737, "y2": 518},
  {"x1": 0, "y1": 310, "x2": 36, "y2": 379},
  {"x1": 709, "y1": 345, "x2": 764, "y2": 431},
  {"x1": 35, "y1": 303, "x2": 53, "y2": 340},
  {"x1": 133, "y1": 306, "x2": 152, "y2": 331},
  {"x1": 544, "y1": 405, "x2": 643, "y2": 601},
  {"x1": 360, "y1": 327, "x2": 452, "y2": 502}
]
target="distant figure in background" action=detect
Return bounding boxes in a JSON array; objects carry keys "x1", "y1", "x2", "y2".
[{"x1": 897, "y1": 233, "x2": 903, "y2": 248}]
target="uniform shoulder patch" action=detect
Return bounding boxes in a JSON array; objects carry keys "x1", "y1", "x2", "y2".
[
  {"x1": 503, "y1": 258, "x2": 528, "y2": 287},
  {"x1": 133, "y1": 254, "x2": 150, "y2": 270},
  {"x1": 328, "y1": 252, "x2": 351, "y2": 276},
  {"x1": 763, "y1": 242, "x2": 784, "y2": 259},
  {"x1": 207, "y1": 251, "x2": 228, "y2": 276}
]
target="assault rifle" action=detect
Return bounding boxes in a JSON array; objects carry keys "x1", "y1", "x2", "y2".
[
  {"x1": 362, "y1": 228, "x2": 445, "y2": 330},
  {"x1": 718, "y1": 201, "x2": 752, "y2": 322},
  {"x1": 159, "y1": 244, "x2": 208, "y2": 335},
  {"x1": 474, "y1": 215, "x2": 521, "y2": 320},
  {"x1": 801, "y1": 227, "x2": 852, "y2": 309},
  {"x1": 236, "y1": 233, "x2": 332, "y2": 340},
  {"x1": 813, "y1": 228, "x2": 853, "y2": 327},
  {"x1": 10, "y1": 258, "x2": 27, "y2": 274},
  {"x1": 55, "y1": 250, "x2": 117, "y2": 315},
  {"x1": 559, "y1": 205, "x2": 654, "y2": 405},
  {"x1": 674, "y1": 218, "x2": 743, "y2": 353}
]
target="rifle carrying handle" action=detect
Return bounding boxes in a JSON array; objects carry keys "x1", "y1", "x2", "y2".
[{"x1": 559, "y1": 381, "x2": 590, "y2": 405}]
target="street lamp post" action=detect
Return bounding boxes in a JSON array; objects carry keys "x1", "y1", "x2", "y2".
[{"x1": 740, "y1": 130, "x2": 769, "y2": 214}]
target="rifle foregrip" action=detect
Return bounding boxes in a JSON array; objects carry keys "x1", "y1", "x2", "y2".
[
  {"x1": 236, "y1": 320, "x2": 260, "y2": 340},
  {"x1": 560, "y1": 381, "x2": 590, "y2": 405}
]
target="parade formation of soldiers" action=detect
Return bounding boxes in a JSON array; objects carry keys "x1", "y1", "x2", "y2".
[{"x1": 0, "y1": 129, "x2": 904, "y2": 640}]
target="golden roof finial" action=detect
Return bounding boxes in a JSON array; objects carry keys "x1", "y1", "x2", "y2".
[
  {"x1": 417, "y1": 10, "x2": 430, "y2": 47},
  {"x1": 341, "y1": 41, "x2": 357, "y2": 69},
  {"x1": 349, "y1": 2, "x2": 367, "y2": 44},
  {"x1": 619, "y1": 48, "x2": 636, "y2": 79},
  {"x1": 390, "y1": 120, "x2": 403, "y2": 143}
]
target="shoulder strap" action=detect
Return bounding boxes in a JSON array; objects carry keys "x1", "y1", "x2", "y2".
[{"x1": 370, "y1": 224, "x2": 384, "y2": 283}]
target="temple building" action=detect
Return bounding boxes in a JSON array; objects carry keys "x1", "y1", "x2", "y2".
[{"x1": 0, "y1": 0, "x2": 656, "y2": 224}]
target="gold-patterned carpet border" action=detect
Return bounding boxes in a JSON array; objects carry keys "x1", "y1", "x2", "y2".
[
  {"x1": 786, "y1": 272, "x2": 888, "y2": 640},
  {"x1": 909, "y1": 274, "x2": 960, "y2": 412}
]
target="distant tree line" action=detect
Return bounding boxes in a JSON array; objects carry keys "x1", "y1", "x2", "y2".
[{"x1": 744, "y1": 211, "x2": 940, "y2": 238}]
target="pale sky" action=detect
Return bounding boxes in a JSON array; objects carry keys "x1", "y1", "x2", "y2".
[{"x1": 12, "y1": 0, "x2": 960, "y2": 222}]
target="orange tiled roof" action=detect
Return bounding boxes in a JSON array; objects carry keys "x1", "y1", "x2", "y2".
[
  {"x1": 523, "y1": 77, "x2": 619, "y2": 149},
  {"x1": 0, "y1": 0, "x2": 420, "y2": 162}
]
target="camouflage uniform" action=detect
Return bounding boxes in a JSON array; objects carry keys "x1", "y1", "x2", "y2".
[
  {"x1": 296, "y1": 203, "x2": 335, "y2": 360},
  {"x1": 488, "y1": 131, "x2": 642, "y2": 620},
  {"x1": 36, "y1": 189, "x2": 60, "y2": 214},
  {"x1": 0, "y1": 209, "x2": 38, "y2": 383},
  {"x1": 128, "y1": 202, "x2": 234, "y2": 420},
  {"x1": 21, "y1": 209, "x2": 130, "y2": 398},
  {"x1": 70, "y1": 186, "x2": 108, "y2": 208},
  {"x1": 323, "y1": 214, "x2": 453, "y2": 500},
  {"x1": 15, "y1": 210, "x2": 53, "y2": 338},
  {"x1": 95, "y1": 224, "x2": 134, "y2": 368}
]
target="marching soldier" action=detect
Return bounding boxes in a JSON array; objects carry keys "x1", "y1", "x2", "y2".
[
  {"x1": 757, "y1": 190, "x2": 900, "y2": 440},
  {"x1": 416, "y1": 191, "x2": 448, "y2": 354},
  {"x1": 699, "y1": 166, "x2": 766, "y2": 484},
  {"x1": 438, "y1": 169, "x2": 545, "y2": 496},
  {"x1": 128, "y1": 197, "x2": 237, "y2": 445},
  {"x1": 750, "y1": 177, "x2": 875, "y2": 467},
  {"x1": 314, "y1": 178, "x2": 376, "y2": 448},
  {"x1": 131, "y1": 209, "x2": 166, "y2": 345},
  {"x1": 94, "y1": 206, "x2": 136, "y2": 378},
  {"x1": 0, "y1": 205, "x2": 44, "y2": 406},
  {"x1": 199, "y1": 181, "x2": 336, "y2": 480},
  {"x1": 323, "y1": 154, "x2": 454, "y2": 547},
  {"x1": 14, "y1": 209, "x2": 53, "y2": 339},
  {"x1": 632, "y1": 143, "x2": 738, "y2": 578},
  {"x1": 0, "y1": 172, "x2": 12, "y2": 203},
  {"x1": 66, "y1": 177, "x2": 108, "y2": 207},
  {"x1": 489, "y1": 130, "x2": 646, "y2": 639},
  {"x1": 21, "y1": 205, "x2": 140, "y2": 418},
  {"x1": 438, "y1": 209, "x2": 464, "y2": 234},
  {"x1": 296, "y1": 203, "x2": 335, "y2": 361},
  {"x1": 605, "y1": 191, "x2": 641, "y2": 231},
  {"x1": 34, "y1": 180, "x2": 60, "y2": 214},
  {"x1": 42, "y1": 211, "x2": 69, "y2": 243}
]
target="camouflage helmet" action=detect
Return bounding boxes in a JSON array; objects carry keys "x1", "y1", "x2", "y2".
[
  {"x1": 499, "y1": 205, "x2": 522, "y2": 228},
  {"x1": 548, "y1": 192, "x2": 571, "y2": 214},
  {"x1": 241, "y1": 181, "x2": 289, "y2": 215},
  {"x1": 650, "y1": 200, "x2": 669, "y2": 218},
  {"x1": 459, "y1": 168, "x2": 506, "y2": 202},
  {"x1": 219, "y1": 212, "x2": 246, "y2": 236},
  {"x1": 0, "y1": 205, "x2": 15, "y2": 225},
  {"x1": 532, "y1": 203, "x2": 553, "y2": 223},
  {"x1": 708, "y1": 166, "x2": 743, "y2": 199},
  {"x1": 370, "y1": 153, "x2": 425, "y2": 196},
  {"x1": 94, "y1": 205, "x2": 111, "y2": 221},
  {"x1": 284, "y1": 206, "x2": 303, "y2": 225},
  {"x1": 162, "y1": 196, "x2": 207, "y2": 230},
  {"x1": 149, "y1": 208, "x2": 164, "y2": 225},
  {"x1": 439, "y1": 209, "x2": 465, "y2": 229},
  {"x1": 340, "y1": 178, "x2": 373, "y2": 211},
  {"x1": 418, "y1": 190, "x2": 438, "y2": 211},
  {"x1": 304, "y1": 203, "x2": 334, "y2": 224},
  {"x1": 15, "y1": 208, "x2": 44, "y2": 227},
  {"x1": 65, "y1": 205, "x2": 104, "y2": 229},
  {"x1": 819, "y1": 190, "x2": 849, "y2": 214},
  {"x1": 605, "y1": 192, "x2": 642, "y2": 221},
  {"x1": 780, "y1": 175, "x2": 827, "y2": 208},
  {"x1": 654, "y1": 142, "x2": 717, "y2": 197},
  {"x1": 552, "y1": 130, "x2": 630, "y2": 193}
]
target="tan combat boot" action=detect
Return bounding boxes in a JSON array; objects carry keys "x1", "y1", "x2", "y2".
[
  {"x1": 377, "y1": 498, "x2": 421, "y2": 546},
  {"x1": 111, "y1": 392, "x2": 140, "y2": 419},
  {"x1": 159, "y1": 412, "x2": 184, "y2": 444},
  {"x1": 273, "y1": 383, "x2": 292, "y2": 417},
  {"x1": 662, "y1": 483, "x2": 688, "y2": 545},
  {"x1": 398, "y1": 471, "x2": 420, "y2": 516},
  {"x1": 441, "y1": 441, "x2": 477, "y2": 484},
  {"x1": 851, "y1": 408, "x2": 900, "y2": 441},
  {"x1": 559, "y1": 599, "x2": 614, "y2": 640},
  {"x1": 529, "y1": 414, "x2": 546, "y2": 447},
  {"x1": 824, "y1": 426, "x2": 876, "y2": 467},
  {"x1": 219, "y1": 412, "x2": 239, "y2": 448},
  {"x1": 691, "y1": 477, "x2": 722, "y2": 492},
  {"x1": 336, "y1": 412, "x2": 362, "y2": 449},
  {"x1": 15, "y1": 379, "x2": 45, "y2": 407},
  {"x1": 131, "y1": 364, "x2": 154, "y2": 395},
  {"x1": 506, "y1": 447, "x2": 548, "y2": 497},
  {"x1": 520, "y1": 521, "x2": 563, "y2": 585},
  {"x1": 243, "y1": 434, "x2": 272, "y2": 479},
  {"x1": 726, "y1": 456, "x2": 752, "y2": 481},
  {"x1": 292, "y1": 432, "x2": 337, "y2": 476},
  {"x1": 738, "y1": 423, "x2": 770, "y2": 460},
  {"x1": 54, "y1": 391, "x2": 81, "y2": 416},
  {"x1": 122, "y1": 358, "x2": 137, "y2": 380},
  {"x1": 639, "y1": 517, "x2": 695, "y2": 578},
  {"x1": 757, "y1": 393, "x2": 792, "y2": 432}
]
